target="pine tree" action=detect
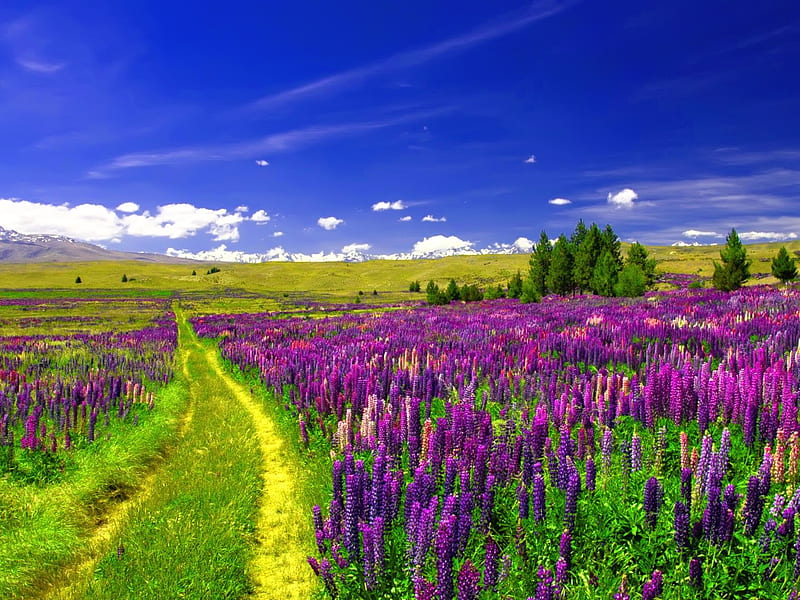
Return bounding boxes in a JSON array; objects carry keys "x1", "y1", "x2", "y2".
[
  {"x1": 507, "y1": 271, "x2": 524, "y2": 299},
  {"x1": 121, "y1": 274, "x2": 128, "y2": 283},
  {"x1": 425, "y1": 280, "x2": 440, "y2": 304},
  {"x1": 573, "y1": 223, "x2": 602, "y2": 293},
  {"x1": 445, "y1": 279, "x2": 461, "y2": 302},
  {"x1": 484, "y1": 285, "x2": 506, "y2": 300},
  {"x1": 570, "y1": 219, "x2": 588, "y2": 249},
  {"x1": 529, "y1": 231, "x2": 552, "y2": 297},
  {"x1": 626, "y1": 242, "x2": 657, "y2": 288},
  {"x1": 599, "y1": 224, "x2": 623, "y2": 271},
  {"x1": 520, "y1": 278, "x2": 541, "y2": 303},
  {"x1": 591, "y1": 249, "x2": 619, "y2": 296},
  {"x1": 771, "y1": 246, "x2": 798, "y2": 284},
  {"x1": 546, "y1": 235, "x2": 575, "y2": 295},
  {"x1": 712, "y1": 229, "x2": 751, "y2": 291},
  {"x1": 75, "y1": 276, "x2": 82, "y2": 284},
  {"x1": 615, "y1": 263, "x2": 646, "y2": 297}
]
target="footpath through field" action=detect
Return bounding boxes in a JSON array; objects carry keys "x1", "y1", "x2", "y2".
[{"x1": 43, "y1": 309, "x2": 316, "y2": 600}]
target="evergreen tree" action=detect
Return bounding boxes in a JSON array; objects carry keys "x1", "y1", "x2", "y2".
[
  {"x1": 614, "y1": 263, "x2": 646, "y2": 297},
  {"x1": 591, "y1": 249, "x2": 620, "y2": 297},
  {"x1": 191, "y1": 270, "x2": 197, "y2": 276},
  {"x1": 771, "y1": 246, "x2": 798, "y2": 284},
  {"x1": 507, "y1": 271, "x2": 524, "y2": 299},
  {"x1": 445, "y1": 279, "x2": 461, "y2": 302},
  {"x1": 529, "y1": 230, "x2": 552, "y2": 297},
  {"x1": 425, "y1": 280, "x2": 440, "y2": 304},
  {"x1": 570, "y1": 219, "x2": 588, "y2": 249},
  {"x1": 121, "y1": 274, "x2": 128, "y2": 283},
  {"x1": 520, "y1": 278, "x2": 541, "y2": 303},
  {"x1": 409, "y1": 280, "x2": 421, "y2": 292},
  {"x1": 460, "y1": 284, "x2": 483, "y2": 302},
  {"x1": 484, "y1": 285, "x2": 506, "y2": 300},
  {"x1": 712, "y1": 229, "x2": 751, "y2": 291},
  {"x1": 573, "y1": 223, "x2": 602, "y2": 293},
  {"x1": 546, "y1": 235, "x2": 575, "y2": 295},
  {"x1": 599, "y1": 224, "x2": 623, "y2": 271},
  {"x1": 626, "y1": 242, "x2": 657, "y2": 288},
  {"x1": 75, "y1": 276, "x2": 82, "y2": 284}
]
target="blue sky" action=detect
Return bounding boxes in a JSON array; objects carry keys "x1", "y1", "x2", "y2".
[{"x1": 1, "y1": 1, "x2": 799, "y2": 260}]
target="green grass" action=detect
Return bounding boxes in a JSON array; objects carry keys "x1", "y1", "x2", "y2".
[{"x1": 0, "y1": 379, "x2": 189, "y2": 599}]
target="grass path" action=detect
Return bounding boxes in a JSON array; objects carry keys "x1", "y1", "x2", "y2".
[
  {"x1": 43, "y1": 309, "x2": 318, "y2": 599},
  {"x1": 200, "y1": 325, "x2": 317, "y2": 599}
]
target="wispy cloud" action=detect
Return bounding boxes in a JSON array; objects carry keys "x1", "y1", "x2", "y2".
[
  {"x1": 549, "y1": 198, "x2": 571, "y2": 205},
  {"x1": 683, "y1": 229, "x2": 722, "y2": 238},
  {"x1": 243, "y1": 1, "x2": 573, "y2": 112},
  {"x1": 2, "y1": 16, "x2": 66, "y2": 74},
  {"x1": 255, "y1": 159, "x2": 270, "y2": 167},
  {"x1": 399, "y1": 215, "x2": 412, "y2": 222},
  {"x1": 89, "y1": 107, "x2": 450, "y2": 177},
  {"x1": 372, "y1": 200, "x2": 406, "y2": 211},
  {"x1": 422, "y1": 214, "x2": 447, "y2": 222}
]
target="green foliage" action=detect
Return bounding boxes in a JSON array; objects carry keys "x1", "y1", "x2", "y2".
[
  {"x1": 529, "y1": 230, "x2": 552, "y2": 297},
  {"x1": 519, "y1": 277, "x2": 541, "y2": 303},
  {"x1": 191, "y1": 270, "x2": 197, "y2": 276},
  {"x1": 460, "y1": 283, "x2": 483, "y2": 302},
  {"x1": 507, "y1": 270, "x2": 524, "y2": 299},
  {"x1": 372, "y1": 289, "x2": 378, "y2": 296},
  {"x1": 627, "y1": 242, "x2": 657, "y2": 288},
  {"x1": 408, "y1": 280, "x2": 421, "y2": 292},
  {"x1": 74, "y1": 276, "x2": 82, "y2": 284},
  {"x1": 425, "y1": 281, "x2": 449, "y2": 305},
  {"x1": 712, "y1": 229, "x2": 751, "y2": 291},
  {"x1": 206, "y1": 266, "x2": 221, "y2": 275},
  {"x1": 121, "y1": 274, "x2": 128, "y2": 283},
  {"x1": 771, "y1": 246, "x2": 797, "y2": 284},
  {"x1": 614, "y1": 263, "x2": 646, "y2": 297},
  {"x1": 484, "y1": 284, "x2": 506, "y2": 300},
  {"x1": 573, "y1": 223, "x2": 602, "y2": 293},
  {"x1": 600, "y1": 224, "x2": 623, "y2": 270},
  {"x1": 546, "y1": 235, "x2": 575, "y2": 295},
  {"x1": 445, "y1": 279, "x2": 460, "y2": 302},
  {"x1": 591, "y1": 249, "x2": 620, "y2": 296},
  {"x1": 688, "y1": 279, "x2": 704, "y2": 289}
]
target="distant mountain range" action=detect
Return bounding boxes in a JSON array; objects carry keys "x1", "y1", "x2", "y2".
[
  {"x1": 0, "y1": 226, "x2": 193, "y2": 263},
  {"x1": 0, "y1": 226, "x2": 536, "y2": 263}
]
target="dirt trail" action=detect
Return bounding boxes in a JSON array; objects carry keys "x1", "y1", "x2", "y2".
[{"x1": 198, "y1": 336, "x2": 316, "y2": 599}]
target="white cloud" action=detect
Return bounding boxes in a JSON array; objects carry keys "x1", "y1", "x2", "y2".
[
  {"x1": 0, "y1": 198, "x2": 123, "y2": 242},
  {"x1": 318, "y1": 216, "x2": 344, "y2": 230},
  {"x1": 121, "y1": 203, "x2": 244, "y2": 241},
  {"x1": 342, "y1": 243, "x2": 371, "y2": 254},
  {"x1": 411, "y1": 234, "x2": 473, "y2": 256},
  {"x1": 235, "y1": 205, "x2": 249, "y2": 213},
  {"x1": 548, "y1": 198, "x2": 571, "y2": 205},
  {"x1": 116, "y1": 201, "x2": 140, "y2": 213},
  {"x1": 738, "y1": 231, "x2": 799, "y2": 241},
  {"x1": 273, "y1": 231, "x2": 284, "y2": 237},
  {"x1": 251, "y1": 210, "x2": 271, "y2": 223},
  {"x1": 607, "y1": 188, "x2": 638, "y2": 208},
  {"x1": 524, "y1": 155, "x2": 537, "y2": 164},
  {"x1": 683, "y1": 229, "x2": 722, "y2": 238},
  {"x1": 255, "y1": 160, "x2": 269, "y2": 167},
  {"x1": 372, "y1": 200, "x2": 407, "y2": 211},
  {"x1": 422, "y1": 214, "x2": 446, "y2": 222},
  {"x1": 399, "y1": 215, "x2": 412, "y2": 222}
]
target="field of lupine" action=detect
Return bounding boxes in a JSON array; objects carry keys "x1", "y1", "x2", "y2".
[{"x1": 194, "y1": 285, "x2": 800, "y2": 599}]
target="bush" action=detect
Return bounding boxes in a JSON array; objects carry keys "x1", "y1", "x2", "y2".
[{"x1": 614, "y1": 264, "x2": 646, "y2": 297}]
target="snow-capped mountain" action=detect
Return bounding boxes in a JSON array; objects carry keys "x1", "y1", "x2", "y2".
[{"x1": 0, "y1": 226, "x2": 193, "y2": 263}]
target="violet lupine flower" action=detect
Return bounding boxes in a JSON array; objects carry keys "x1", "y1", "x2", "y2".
[
  {"x1": 601, "y1": 428, "x2": 613, "y2": 472},
  {"x1": 533, "y1": 566, "x2": 555, "y2": 600},
  {"x1": 360, "y1": 522, "x2": 377, "y2": 589},
  {"x1": 518, "y1": 484, "x2": 530, "y2": 520},
  {"x1": 312, "y1": 505, "x2": 326, "y2": 554},
  {"x1": 689, "y1": 557, "x2": 703, "y2": 588},
  {"x1": 320, "y1": 558, "x2": 337, "y2": 598},
  {"x1": 559, "y1": 529, "x2": 572, "y2": 571},
  {"x1": 344, "y1": 473, "x2": 360, "y2": 560},
  {"x1": 414, "y1": 576, "x2": 436, "y2": 600},
  {"x1": 306, "y1": 555, "x2": 320, "y2": 576},
  {"x1": 563, "y1": 463, "x2": 580, "y2": 531},
  {"x1": 744, "y1": 475, "x2": 765, "y2": 536},
  {"x1": 778, "y1": 507, "x2": 795, "y2": 540},
  {"x1": 435, "y1": 514, "x2": 458, "y2": 600},
  {"x1": 631, "y1": 433, "x2": 642, "y2": 472},
  {"x1": 555, "y1": 556, "x2": 568, "y2": 588},
  {"x1": 20, "y1": 405, "x2": 43, "y2": 450},
  {"x1": 702, "y1": 477, "x2": 723, "y2": 544},
  {"x1": 641, "y1": 570, "x2": 663, "y2": 600},
  {"x1": 722, "y1": 484, "x2": 740, "y2": 514},
  {"x1": 456, "y1": 559, "x2": 481, "y2": 600},
  {"x1": 533, "y1": 473, "x2": 546, "y2": 523},
  {"x1": 644, "y1": 477, "x2": 663, "y2": 530},
  {"x1": 484, "y1": 537, "x2": 500, "y2": 590},
  {"x1": 673, "y1": 501, "x2": 690, "y2": 551},
  {"x1": 585, "y1": 455, "x2": 596, "y2": 492},
  {"x1": 680, "y1": 468, "x2": 693, "y2": 511}
]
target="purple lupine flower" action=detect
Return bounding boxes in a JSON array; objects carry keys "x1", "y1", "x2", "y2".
[
  {"x1": 559, "y1": 529, "x2": 572, "y2": 571},
  {"x1": 533, "y1": 473, "x2": 546, "y2": 523},
  {"x1": 641, "y1": 569, "x2": 663, "y2": 600},
  {"x1": 312, "y1": 505, "x2": 326, "y2": 554},
  {"x1": 456, "y1": 559, "x2": 481, "y2": 600},
  {"x1": 613, "y1": 575, "x2": 630, "y2": 600},
  {"x1": 674, "y1": 501, "x2": 690, "y2": 551},
  {"x1": 702, "y1": 477, "x2": 723, "y2": 544},
  {"x1": 306, "y1": 555, "x2": 320, "y2": 577},
  {"x1": 722, "y1": 484, "x2": 740, "y2": 514},
  {"x1": 555, "y1": 556, "x2": 568, "y2": 588},
  {"x1": 794, "y1": 532, "x2": 800, "y2": 580},
  {"x1": 744, "y1": 475, "x2": 765, "y2": 536},
  {"x1": 563, "y1": 462, "x2": 580, "y2": 530},
  {"x1": 360, "y1": 521, "x2": 377, "y2": 589},
  {"x1": 518, "y1": 484, "x2": 530, "y2": 520},
  {"x1": 320, "y1": 558, "x2": 337, "y2": 598},
  {"x1": 435, "y1": 514, "x2": 458, "y2": 600},
  {"x1": 344, "y1": 473, "x2": 360, "y2": 559},
  {"x1": 601, "y1": 428, "x2": 613, "y2": 471},
  {"x1": 414, "y1": 576, "x2": 436, "y2": 600},
  {"x1": 644, "y1": 477, "x2": 663, "y2": 530},
  {"x1": 484, "y1": 537, "x2": 500, "y2": 590},
  {"x1": 585, "y1": 455, "x2": 596, "y2": 491},
  {"x1": 778, "y1": 507, "x2": 796, "y2": 540},
  {"x1": 680, "y1": 468, "x2": 693, "y2": 511},
  {"x1": 631, "y1": 433, "x2": 642, "y2": 472},
  {"x1": 533, "y1": 566, "x2": 555, "y2": 600},
  {"x1": 689, "y1": 557, "x2": 703, "y2": 587}
]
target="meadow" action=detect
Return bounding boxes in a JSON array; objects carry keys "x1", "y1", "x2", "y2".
[{"x1": 1, "y1": 243, "x2": 800, "y2": 599}]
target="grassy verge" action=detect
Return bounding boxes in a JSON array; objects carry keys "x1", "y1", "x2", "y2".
[{"x1": 0, "y1": 379, "x2": 189, "y2": 599}]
